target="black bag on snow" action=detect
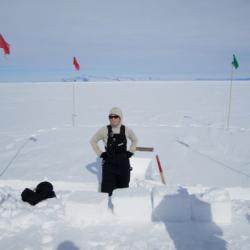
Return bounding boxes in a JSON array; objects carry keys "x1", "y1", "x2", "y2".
[{"x1": 21, "y1": 181, "x2": 56, "y2": 206}]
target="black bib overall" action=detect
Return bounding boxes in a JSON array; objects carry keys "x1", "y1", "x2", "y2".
[{"x1": 101, "y1": 125, "x2": 131, "y2": 196}]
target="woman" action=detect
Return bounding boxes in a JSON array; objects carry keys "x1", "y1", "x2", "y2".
[{"x1": 90, "y1": 107, "x2": 138, "y2": 196}]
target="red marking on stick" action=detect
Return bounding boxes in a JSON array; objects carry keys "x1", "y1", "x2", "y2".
[{"x1": 156, "y1": 154, "x2": 166, "y2": 184}]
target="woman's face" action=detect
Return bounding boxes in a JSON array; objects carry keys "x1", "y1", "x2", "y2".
[{"x1": 109, "y1": 114, "x2": 121, "y2": 127}]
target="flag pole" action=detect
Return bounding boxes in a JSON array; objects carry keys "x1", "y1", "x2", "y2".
[
  {"x1": 226, "y1": 64, "x2": 234, "y2": 129},
  {"x1": 72, "y1": 56, "x2": 80, "y2": 128},
  {"x1": 72, "y1": 82, "x2": 76, "y2": 127}
]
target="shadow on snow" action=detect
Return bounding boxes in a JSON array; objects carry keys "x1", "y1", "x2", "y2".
[{"x1": 152, "y1": 187, "x2": 227, "y2": 250}]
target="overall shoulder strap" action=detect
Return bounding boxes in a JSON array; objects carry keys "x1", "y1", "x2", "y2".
[
  {"x1": 107, "y1": 125, "x2": 112, "y2": 137},
  {"x1": 120, "y1": 125, "x2": 126, "y2": 137}
]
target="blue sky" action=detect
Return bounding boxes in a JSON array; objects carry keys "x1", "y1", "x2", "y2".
[{"x1": 0, "y1": 0, "x2": 249, "y2": 81}]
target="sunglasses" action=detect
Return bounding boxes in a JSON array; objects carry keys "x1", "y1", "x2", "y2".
[{"x1": 109, "y1": 115, "x2": 120, "y2": 119}]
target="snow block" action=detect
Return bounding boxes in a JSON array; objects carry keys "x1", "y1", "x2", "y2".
[
  {"x1": 130, "y1": 157, "x2": 153, "y2": 182},
  {"x1": 191, "y1": 188, "x2": 232, "y2": 224},
  {"x1": 65, "y1": 191, "x2": 108, "y2": 224},
  {"x1": 151, "y1": 186, "x2": 191, "y2": 222},
  {"x1": 112, "y1": 187, "x2": 151, "y2": 222}
]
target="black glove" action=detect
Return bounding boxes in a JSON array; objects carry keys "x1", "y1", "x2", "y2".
[
  {"x1": 126, "y1": 151, "x2": 134, "y2": 158},
  {"x1": 100, "y1": 152, "x2": 108, "y2": 160}
]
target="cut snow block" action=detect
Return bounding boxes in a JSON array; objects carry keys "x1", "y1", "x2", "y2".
[
  {"x1": 130, "y1": 157, "x2": 153, "y2": 182},
  {"x1": 65, "y1": 191, "x2": 108, "y2": 224},
  {"x1": 151, "y1": 186, "x2": 191, "y2": 222},
  {"x1": 112, "y1": 187, "x2": 151, "y2": 222},
  {"x1": 191, "y1": 188, "x2": 232, "y2": 224}
]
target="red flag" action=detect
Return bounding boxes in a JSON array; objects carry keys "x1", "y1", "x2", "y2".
[
  {"x1": 0, "y1": 34, "x2": 10, "y2": 55},
  {"x1": 73, "y1": 56, "x2": 80, "y2": 71}
]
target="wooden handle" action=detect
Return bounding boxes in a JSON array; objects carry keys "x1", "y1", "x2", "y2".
[{"x1": 136, "y1": 147, "x2": 154, "y2": 152}]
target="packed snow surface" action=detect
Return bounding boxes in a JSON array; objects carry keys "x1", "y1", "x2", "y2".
[{"x1": 1, "y1": 81, "x2": 250, "y2": 250}]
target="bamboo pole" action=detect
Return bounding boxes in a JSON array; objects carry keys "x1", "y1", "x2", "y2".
[
  {"x1": 226, "y1": 65, "x2": 234, "y2": 129},
  {"x1": 72, "y1": 83, "x2": 76, "y2": 127}
]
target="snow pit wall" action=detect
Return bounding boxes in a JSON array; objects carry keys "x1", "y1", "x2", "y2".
[
  {"x1": 64, "y1": 155, "x2": 231, "y2": 225},
  {"x1": 152, "y1": 186, "x2": 232, "y2": 224},
  {"x1": 151, "y1": 186, "x2": 191, "y2": 222},
  {"x1": 65, "y1": 191, "x2": 110, "y2": 225},
  {"x1": 112, "y1": 187, "x2": 152, "y2": 222},
  {"x1": 130, "y1": 157, "x2": 155, "y2": 182},
  {"x1": 63, "y1": 187, "x2": 232, "y2": 225},
  {"x1": 112, "y1": 186, "x2": 231, "y2": 224},
  {"x1": 191, "y1": 188, "x2": 232, "y2": 224}
]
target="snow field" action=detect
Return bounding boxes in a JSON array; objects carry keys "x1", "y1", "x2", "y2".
[{"x1": 1, "y1": 81, "x2": 250, "y2": 249}]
